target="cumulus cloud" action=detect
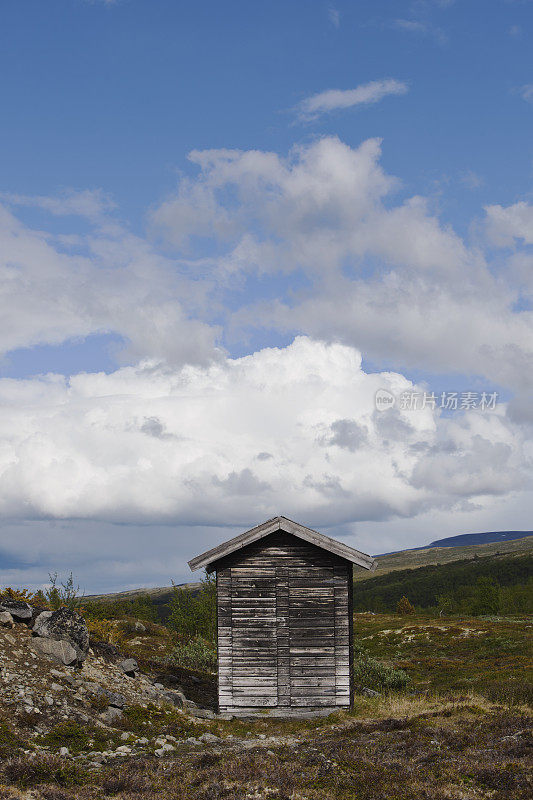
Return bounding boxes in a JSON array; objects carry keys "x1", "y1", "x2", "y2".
[
  {"x1": 0, "y1": 337, "x2": 527, "y2": 532},
  {"x1": 0, "y1": 202, "x2": 219, "y2": 365},
  {"x1": 152, "y1": 136, "x2": 533, "y2": 392},
  {"x1": 485, "y1": 201, "x2": 533, "y2": 246},
  {"x1": 295, "y1": 80, "x2": 409, "y2": 121},
  {"x1": 2, "y1": 135, "x2": 533, "y2": 589}
]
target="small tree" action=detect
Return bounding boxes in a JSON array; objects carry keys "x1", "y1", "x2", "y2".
[
  {"x1": 46, "y1": 572, "x2": 82, "y2": 611},
  {"x1": 168, "y1": 572, "x2": 216, "y2": 643},
  {"x1": 436, "y1": 593, "x2": 455, "y2": 617},
  {"x1": 396, "y1": 595, "x2": 415, "y2": 615},
  {"x1": 471, "y1": 576, "x2": 500, "y2": 616}
]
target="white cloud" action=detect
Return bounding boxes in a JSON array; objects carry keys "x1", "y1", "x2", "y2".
[
  {"x1": 152, "y1": 136, "x2": 533, "y2": 392},
  {"x1": 391, "y1": 18, "x2": 447, "y2": 45},
  {"x1": 1, "y1": 189, "x2": 115, "y2": 220},
  {"x1": 485, "y1": 201, "x2": 533, "y2": 246},
  {"x1": 0, "y1": 337, "x2": 527, "y2": 533},
  {"x1": 295, "y1": 80, "x2": 409, "y2": 121},
  {"x1": 0, "y1": 202, "x2": 219, "y2": 365}
]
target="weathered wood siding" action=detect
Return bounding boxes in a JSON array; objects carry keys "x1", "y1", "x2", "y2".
[{"x1": 214, "y1": 530, "x2": 353, "y2": 715}]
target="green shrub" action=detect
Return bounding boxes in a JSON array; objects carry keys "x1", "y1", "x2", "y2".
[
  {"x1": 396, "y1": 595, "x2": 415, "y2": 615},
  {"x1": 0, "y1": 719, "x2": 23, "y2": 757},
  {"x1": 353, "y1": 645, "x2": 410, "y2": 692},
  {"x1": 168, "y1": 572, "x2": 216, "y2": 643},
  {"x1": 165, "y1": 635, "x2": 217, "y2": 672},
  {"x1": 40, "y1": 723, "x2": 109, "y2": 754},
  {"x1": 121, "y1": 704, "x2": 197, "y2": 737}
]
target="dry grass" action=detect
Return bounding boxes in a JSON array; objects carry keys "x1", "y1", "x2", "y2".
[{"x1": 0, "y1": 694, "x2": 530, "y2": 799}]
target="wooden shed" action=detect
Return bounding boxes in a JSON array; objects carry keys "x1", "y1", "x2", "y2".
[{"x1": 189, "y1": 516, "x2": 375, "y2": 717}]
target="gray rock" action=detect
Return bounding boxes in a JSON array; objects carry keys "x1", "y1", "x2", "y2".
[
  {"x1": 0, "y1": 611, "x2": 14, "y2": 628},
  {"x1": 33, "y1": 607, "x2": 89, "y2": 662},
  {"x1": 0, "y1": 599, "x2": 32, "y2": 620},
  {"x1": 199, "y1": 732, "x2": 220, "y2": 743},
  {"x1": 134, "y1": 621, "x2": 146, "y2": 633},
  {"x1": 50, "y1": 668, "x2": 67, "y2": 679},
  {"x1": 32, "y1": 611, "x2": 53, "y2": 635},
  {"x1": 162, "y1": 690, "x2": 185, "y2": 709},
  {"x1": 188, "y1": 707, "x2": 216, "y2": 719},
  {"x1": 119, "y1": 658, "x2": 138, "y2": 677},
  {"x1": 362, "y1": 687, "x2": 380, "y2": 697},
  {"x1": 31, "y1": 637, "x2": 78, "y2": 666},
  {"x1": 99, "y1": 706, "x2": 124, "y2": 725},
  {"x1": 98, "y1": 688, "x2": 126, "y2": 709},
  {"x1": 59, "y1": 746, "x2": 69, "y2": 757}
]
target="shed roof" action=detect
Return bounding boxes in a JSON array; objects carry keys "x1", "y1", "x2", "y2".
[{"x1": 188, "y1": 515, "x2": 376, "y2": 572}]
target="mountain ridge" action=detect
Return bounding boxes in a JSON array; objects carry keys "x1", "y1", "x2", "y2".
[{"x1": 376, "y1": 530, "x2": 533, "y2": 557}]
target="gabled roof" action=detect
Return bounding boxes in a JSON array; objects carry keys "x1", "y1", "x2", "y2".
[{"x1": 188, "y1": 515, "x2": 375, "y2": 572}]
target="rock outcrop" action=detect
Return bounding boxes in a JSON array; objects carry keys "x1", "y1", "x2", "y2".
[
  {"x1": 119, "y1": 657, "x2": 139, "y2": 677},
  {"x1": 0, "y1": 611, "x2": 14, "y2": 628},
  {"x1": 0, "y1": 599, "x2": 32, "y2": 620},
  {"x1": 32, "y1": 607, "x2": 89, "y2": 663},
  {"x1": 31, "y1": 636, "x2": 79, "y2": 666}
]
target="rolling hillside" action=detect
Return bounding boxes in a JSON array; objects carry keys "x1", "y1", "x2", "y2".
[{"x1": 355, "y1": 533, "x2": 533, "y2": 582}]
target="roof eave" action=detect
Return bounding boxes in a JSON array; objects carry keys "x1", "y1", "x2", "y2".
[{"x1": 188, "y1": 516, "x2": 375, "y2": 572}]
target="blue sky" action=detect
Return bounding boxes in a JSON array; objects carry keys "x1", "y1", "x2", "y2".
[{"x1": 0, "y1": 0, "x2": 532, "y2": 592}]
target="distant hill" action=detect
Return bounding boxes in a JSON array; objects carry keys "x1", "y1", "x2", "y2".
[
  {"x1": 355, "y1": 533, "x2": 533, "y2": 583},
  {"x1": 83, "y1": 582, "x2": 202, "y2": 621},
  {"x1": 379, "y1": 530, "x2": 533, "y2": 556},
  {"x1": 353, "y1": 550, "x2": 533, "y2": 613}
]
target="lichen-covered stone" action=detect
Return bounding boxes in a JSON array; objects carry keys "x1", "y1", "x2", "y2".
[
  {"x1": 33, "y1": 607, "x2": 89, "y2": 661},
  {"x1": 119, "y1": 658, "x2": 138, "y2": 676},
  {"x1": 0, "y1": 599, "x2": 32, "y2": 620},
  {"x1": 31, "y1": 637, "x2": 78, "y2": 666},
  {"x1": 0, "y1": 611, "x2": 14, "y2": 628}
]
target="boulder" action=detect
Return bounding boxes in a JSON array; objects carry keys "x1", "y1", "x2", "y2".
[
  {"x1": 162, "y1": 690, "x2": 186, "y2": 709},
  {"x1": 134, "y1": 621, "x2": 146, "y2": 633},
  {"x1": 31, "y1": 637, "x2": 78, "y2": 666},
  {"x1": 32, "y1": 610, "x2": 53, "y2": 635},
  {"x1": 99, "y1": 706, "x2": 124, "y2": 726},
  {"x1": 189, "y1": 707, "x2": 216, "y2": 719},
  {"x1": 0, "y1": 599, "x2": 32, "y2": 621},
  {"x1": 97, "y1": 688, "x2": 126, "y2": 709},
  {"x1": 0, "y1": 611, "x2": 14, "y2": 628},
  {"x1": 119, "y1": 658, "x2": 138, "y2": 677},
  {"x1": 33, "y1": 607, "x2": 89, "y2": 661},
  {"x1": 199, "y1": 732, "x2": 220, "y2": 743}
]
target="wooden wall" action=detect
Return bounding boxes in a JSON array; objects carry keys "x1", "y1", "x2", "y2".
[{"x1": 214, "y1": 530, "x2": 353, "y2": 715}]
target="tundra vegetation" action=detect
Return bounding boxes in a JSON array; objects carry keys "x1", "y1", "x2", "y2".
[{"x1": 0, "y1": 550, "x2": 530, "y2": 799}]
